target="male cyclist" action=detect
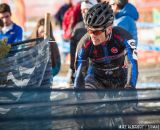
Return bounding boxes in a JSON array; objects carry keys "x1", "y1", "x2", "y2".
[
  {"x1": 74, "y1": 1, "x2": 138, "y2": 90},
  {"x1": 74, "y1": 2, "x2": 138, "y2": 128}
]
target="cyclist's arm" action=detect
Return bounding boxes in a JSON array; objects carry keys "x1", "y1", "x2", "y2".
[
  {"x1": 74, "y1": 33, "x2": 90, "y2": 69},
  {"x1": 74, "y1": 60, "x2": 88, "y2": 89},
  {"x1": 124, "y1": 39, "x2": 138, "y2": 88},
  {"x1": 74, "y1": 37, "x2": 91, "y2": 89}
]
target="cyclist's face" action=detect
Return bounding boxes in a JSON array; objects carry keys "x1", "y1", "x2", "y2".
[{"x1": 87, "y1": 26, "x2": 112, "y2": 46}]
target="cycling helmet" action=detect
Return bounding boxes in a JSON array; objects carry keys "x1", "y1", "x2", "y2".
[{"x1": 84, "y1": 2, "x2": 114, "y2": 28}]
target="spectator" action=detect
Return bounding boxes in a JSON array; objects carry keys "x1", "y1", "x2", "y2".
[
  {"x1": 69, "y1": 0, "x2": 98, "y2": 84},
  {"x1": 62, "y1": 1, "x2": 82, "y2": 40},
  {"x1": 0, "y1": 3, "x2": 23, "y2": 44},
  {"x1": 30, "y1": 18, "x2": 61, "y2": 78},
  {"x1": 69, "y1": 1, "x2": 95, "y2": 84},
  {"x1": 97, "y1": 0, "x2": 109, "y2": 2},
  {"x1": 109, "y1": 0, "x2": 139, "y2": 46},
  {"x1": 54, "y1": 0, "x2": 72, "y2": 28}
]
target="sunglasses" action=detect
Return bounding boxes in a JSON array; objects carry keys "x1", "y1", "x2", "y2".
[{"x1": 87, "y1": 28, "x2": 106, "y2": 35}]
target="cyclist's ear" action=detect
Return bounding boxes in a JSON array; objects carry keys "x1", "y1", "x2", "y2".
[{"x1": 106, "y1": 26, "x2": 112, "y2": 34}]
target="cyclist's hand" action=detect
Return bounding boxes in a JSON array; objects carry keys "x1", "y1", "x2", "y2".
[{"x1": 73, "y1": 84, "x2": 82, "y2": 89}]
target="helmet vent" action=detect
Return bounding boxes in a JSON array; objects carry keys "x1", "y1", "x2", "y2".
[{"x1": 97, "y1": 16, "x2": 104, "y2": 24}]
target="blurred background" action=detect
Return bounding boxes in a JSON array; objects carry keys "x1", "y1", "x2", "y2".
[{"x1": 1, "y1": 0, "x2": 160, "y2": 87}]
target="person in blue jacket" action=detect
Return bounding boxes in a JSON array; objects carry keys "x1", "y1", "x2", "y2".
[
  {"x1": 0, "y1": 3, "x2": 23, "y2": 44},
  {"x1": 109, "y1": 0, "x2": 139, "y2": 46}
]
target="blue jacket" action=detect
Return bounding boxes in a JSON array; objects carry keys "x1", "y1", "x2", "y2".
[
  {"x1": 114, "y1": 3, "x2": 139, "y2": 46},
  {"x1": 0, "y1": 23, "x2": 23, "y2": 44}
]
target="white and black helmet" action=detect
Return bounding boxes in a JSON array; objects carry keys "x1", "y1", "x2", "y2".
[{"x1": 84, "y1": 2, "x2": 114, "y2": 28}]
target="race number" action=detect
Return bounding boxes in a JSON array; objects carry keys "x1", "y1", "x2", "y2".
[
  {"x1": 127, "y1": 39, "x2": 136, "y2": 49},
  {"x1": 127, "y1": 39, "x2": 138, "y2": 60}
]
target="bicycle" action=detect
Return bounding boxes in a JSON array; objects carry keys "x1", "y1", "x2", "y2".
[{"x1": 73, "y1": 89, "x2": 125, "y2": 130}]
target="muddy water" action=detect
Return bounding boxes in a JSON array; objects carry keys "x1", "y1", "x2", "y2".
[{"x1": 52, "y1": 67, "x2": 160, "y2": 126}]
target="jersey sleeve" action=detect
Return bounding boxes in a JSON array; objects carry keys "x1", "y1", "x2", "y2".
[
  {"x1": 124, "y1": 38, "x2": 138, "y2": 88},
  {"x1": 114, "y1": 26, "x2": 138, "y2": 88},
  {"x1": 74, "y1": 34, "x2": 91, "y2": 89}
]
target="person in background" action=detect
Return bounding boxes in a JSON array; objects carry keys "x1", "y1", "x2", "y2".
[
  {"x1": 69, "y1": 0, "x2": 95, "y2": 84},
  {"x1": 96, "y1": 0, "x2": 109, "y2": 3},
  {"x1": 109, "y1": 0, "x2": 139, "y2": 46},
  {"x1": 30, "y1": 18, "x2": 61, "y2": 78},
  {"x1": 0, "y1": 3, "x2": 23, "y2": 44},
  {"x1": 54, "y1": 0, "x2": 72, "y2": 29}
]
